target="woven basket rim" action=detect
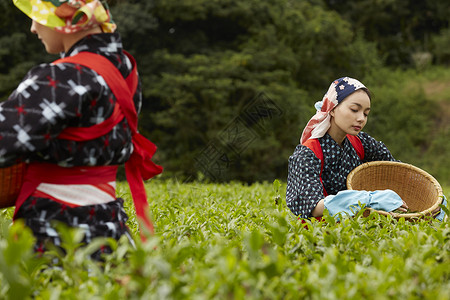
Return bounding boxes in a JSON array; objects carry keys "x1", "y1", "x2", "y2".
[
  {"x1": 347, "y1": 161, "x2": 443, "y2": 219},
  {"x1": 0, "y1": 162, "x2": 27, "y2": 209}
]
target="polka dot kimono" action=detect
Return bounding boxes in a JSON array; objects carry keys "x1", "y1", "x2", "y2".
[{"x1": 286, "y1": 132, "x2": 396, "y2": 218}]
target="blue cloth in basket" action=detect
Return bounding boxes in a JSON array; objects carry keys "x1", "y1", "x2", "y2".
[
  {"x1": 323, "y1": 189, "x2": 403, "y2": 218},
  {"x1": 435, "y1": 195, "x2": 448, "y2": 221}
]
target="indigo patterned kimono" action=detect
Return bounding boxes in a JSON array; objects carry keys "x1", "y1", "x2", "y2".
[
  {"x1": 286, "y1": 132, "x2": 396, "y2": 218},
  {"x1": 0, "y1": 33, "x2": 141, "y2": 256}
]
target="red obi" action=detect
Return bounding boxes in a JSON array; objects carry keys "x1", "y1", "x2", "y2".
[{"x1": 14, "y1": 51, "x2": 162, "y2": 238}]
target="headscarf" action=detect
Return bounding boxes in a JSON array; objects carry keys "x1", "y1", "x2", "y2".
[
  {"x1": 13, "y1": 0, "x2": 116, "y2": 34},
  {"x1": 300, "y1": 77, "x2": 366, "y2": 144}
]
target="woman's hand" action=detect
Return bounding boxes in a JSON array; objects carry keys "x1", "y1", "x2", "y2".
[
  {"x1": 311, "y1": 199, "x2": 325, "y2": 217},
  {"x1": 431, "y1": 204, "x2": 442, "y2": 216},
  {"x1": 395, "y1": 200, "x2": 409, "y2": 213}
]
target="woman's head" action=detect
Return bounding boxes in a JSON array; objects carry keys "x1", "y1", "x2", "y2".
[
  {"x1": 328, "y1": 88, "x2": 371, "y2": 141},
  {"x1": 300, "y1": 77, "x2": 369, "y2": 144},
  {"x1": 30, "y1": 20, "x2": 66, "y2": 54},
  {"x1": 13, "y1": 0, "x2": 116, "y2": 34}
]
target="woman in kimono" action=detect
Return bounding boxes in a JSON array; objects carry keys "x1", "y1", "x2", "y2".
[
  {"x1": 2, "y1": 0, "x2": 162, "y2": 257},
  {"x1": 286, "y1": 77, "x2": 409, "y2": 219}
]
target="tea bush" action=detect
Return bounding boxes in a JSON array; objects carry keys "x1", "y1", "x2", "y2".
[{"x1": 0, "y1": 180, "x2": 449, "y2": 299}]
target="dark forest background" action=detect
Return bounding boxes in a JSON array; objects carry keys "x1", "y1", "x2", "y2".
[{"x1": 1, "y1": 0, "x2": 449, "y2": 185}]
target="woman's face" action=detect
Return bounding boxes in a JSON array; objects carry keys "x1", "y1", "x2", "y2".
[
  {"x1": 30, "y1": 20, "x2": 65, "y2": 54},
  {"x1": 329, "y1": 89, "x2": 371, "y2": 137}
]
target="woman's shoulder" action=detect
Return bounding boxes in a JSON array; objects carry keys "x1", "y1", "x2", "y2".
[
  {"x1": 357, "y1": 131, "x2": 375, "y2": 141},
  {"x1": 357, "y1": 131, "x2": 396, "y2": 161},
  {"x1": 357, "y1": 131, "x2": 383, "y2": 147},
  {"x1": 357, "y1": 131, "x2": 389, "y2": 147},
  {"x1": 10, "y1": 59, "x2": 108, "y2": 108},
  {"x1": 289, "y1": 143, "x2": 321, "y2": 165},
  {"x1": 27, "y1": 58, "x2": 100, "y2": 80},
  {"x1": 12, "y1": 62, "x2": 89, "y2": 97}
]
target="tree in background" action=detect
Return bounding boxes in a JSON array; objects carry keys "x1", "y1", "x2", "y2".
[
  {"x1": 323, "y1": 0, "x2": 450, "y2": 67},
  {"x1": 1, "y1": 0, "x2": 448, "y2": 184},
  {"x1": 0, "y1": 2, "x2": 54, "y2": 99},
  {"x1": 112, "y1": 0, "x2": 381, "y2": 182}
]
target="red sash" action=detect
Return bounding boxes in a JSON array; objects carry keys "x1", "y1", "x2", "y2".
[
  {"x1": 14, "y1": 163, "x2": 117, "y2": 213},
  {"x1": 302, "y1": 134, "x2": 364, "y2": 196},
  {"x1": 15, "y1": 51, "x2": 163, "y2": 238}
]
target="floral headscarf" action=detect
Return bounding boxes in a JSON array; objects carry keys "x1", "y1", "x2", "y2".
[
  {"x1": 13, "y1": 0, "x2": 116, "y2": 34},
  {"x1": 300, "y1": 77, "x2": 366, "y2": 144}
]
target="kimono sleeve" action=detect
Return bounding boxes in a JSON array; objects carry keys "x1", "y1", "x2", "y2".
[
  {"x1": 286, "y1": 144, "x2": 325, "y2": 218},
  {"x1": 359, "y1": 132, "x2": 397, "y2": 162},
  {"x1": 0, "y1": 63, "x2": 97, "y2": 167}
]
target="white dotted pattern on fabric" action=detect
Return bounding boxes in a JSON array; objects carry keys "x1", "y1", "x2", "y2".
[{"x1": 286, "y1": 132, "x2": 397, "y2": 218}]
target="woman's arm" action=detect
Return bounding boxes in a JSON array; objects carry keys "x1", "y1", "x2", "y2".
[
  {"x1": 286, "y1": 145, "x2": 325, "y2": 218},
  {"x1": 0, "y1": 63, "x2": 102, "y2": 167},
  {"x1": 359, "y1": 131, "x2": 397, "y2": 162}
]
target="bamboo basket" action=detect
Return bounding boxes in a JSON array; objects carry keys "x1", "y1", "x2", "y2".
[
  {"x1": 0, "y1": 163, "x2": 26, "y2": 209},
  {"x1": 347, "y1": 161, "x2": 443, "y2": 220}
]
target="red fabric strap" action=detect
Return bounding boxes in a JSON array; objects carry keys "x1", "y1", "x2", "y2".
[
  {"x1": 59, "y1": 104, "x2": 124, "y2": 141},
  {"x1": 302, "y1": 134, "x2": 364, "y2": 197},
  {"x1": 302, "y1": 138, "x2": 327, "y2": 196},
  {"x1": 50, "y1": 51, "x2": 163, "y2": 237},
  {"x1": 53, "y1": 52, "x2": 139, "y2": 131},
  {"x1": 14, "y1": 163, "x2": 117, "y2": 216},
  {"x1": 347, "y1": 134, "x2": 364, "y2": 161}
]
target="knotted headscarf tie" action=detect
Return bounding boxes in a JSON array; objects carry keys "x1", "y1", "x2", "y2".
[
  {"x1": 300, "y1": 77, "x2": 366, "y2": 144},
  {"x1": 13, "y1": 0, "x2": 116, "y2": 33}
]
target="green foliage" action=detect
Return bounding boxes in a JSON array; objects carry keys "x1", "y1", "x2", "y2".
[
  {"x1": 0, "y1": 181, "x2": 449, "y2": 298},
  {"x1": 1, "y1": 0, "x2": 448, "y2": 183},
  {"x1": 432, "y1": 28, "x2": 450, "y2": 65},
  {"x1": 323, "y1": 0, "x2": 450, "y2": 67},
  {"x1": 111, "y1": 0, "x2": 381, "y2": 182},
  {"x1": 364, "y1": 69, "x2": 435, "y2": 158},
  {"x1": 0, "y1": 2, "x2": 54, "y2": 100},
  {"x1": 364, "y1": 67, "x2": 450, "y2": 186},
  {"x1": 0, "y1": 219, "x2": 44, "y2": 300}
]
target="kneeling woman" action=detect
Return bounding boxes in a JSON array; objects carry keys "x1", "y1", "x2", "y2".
[
  {"x1": 2, "y1": 0, "x2": 162, "y2": 257},
  {"x1": 286, "y1": 77, "x2": 407, "y2": 219}
]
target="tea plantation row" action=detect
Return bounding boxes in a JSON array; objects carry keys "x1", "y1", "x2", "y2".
[{"x1": 0, "y1": 180, "x2": 449, "y2": 299}]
